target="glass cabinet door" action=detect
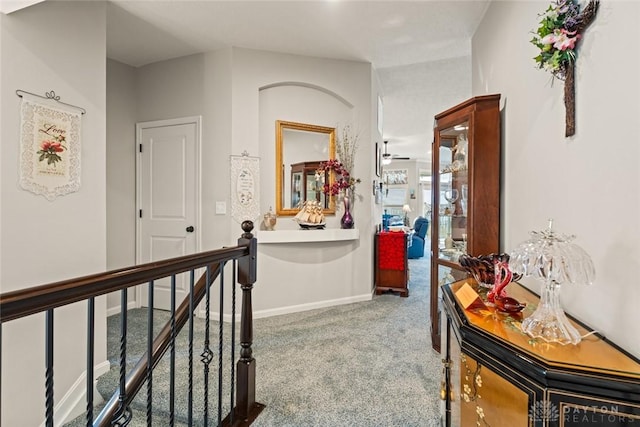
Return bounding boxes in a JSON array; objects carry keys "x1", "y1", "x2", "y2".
[
  {"x1": 305, "y1": 170, "x2": 327, "y2": 208},
  {"x1": 291, "y1": 171, "x2": 303, "y2": 208},
  {"x1": 290, "y1": 161, "x2": 329, "y2": 209},
  {"x1": 430, "y1": 94, "x2": 502, "y2": 352},
  {"x1": 436, "y1": 122, "x2": 468, "y2": 264}
]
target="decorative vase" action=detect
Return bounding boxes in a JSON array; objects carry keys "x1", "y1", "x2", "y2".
[{"x1": 340, "y1": 190, "x2": 354, "y2": 229}]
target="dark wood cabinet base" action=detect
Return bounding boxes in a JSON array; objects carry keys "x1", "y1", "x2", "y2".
[{"x1": 374, "y1": 286, "x2": 409, "y2": 297}]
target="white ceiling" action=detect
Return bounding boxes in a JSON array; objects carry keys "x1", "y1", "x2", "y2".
[
  {"x1": 0, "y1": 0, "x2": 45, "y2": 14},
  {"x1": 105, "y1": 1, "x2": 490, "y2": 161}
]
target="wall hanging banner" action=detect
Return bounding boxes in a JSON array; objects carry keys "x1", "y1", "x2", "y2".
[
  {"x1": 19, "y1": 93, "x2": 81, "y2": 200},
  {"x1": 230, "y1": 153, "x2": 260, "y2": 224}
]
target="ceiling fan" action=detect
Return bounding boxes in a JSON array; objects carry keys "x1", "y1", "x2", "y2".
[{"x1": 381, "y1": 140, "x2": 410, "y2": 165}]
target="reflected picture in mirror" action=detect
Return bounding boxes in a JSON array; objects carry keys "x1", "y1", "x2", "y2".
[{"x1": 275, "y1": 120, "x2": 336, "y2": 216}]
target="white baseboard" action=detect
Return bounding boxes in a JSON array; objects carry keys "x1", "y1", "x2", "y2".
[
  {"x1": 40, "y1": 360, "x2": 111, "y2": 427},
  {"x1": 106, "y1": 300, "x2": 138, "y2": 317},
  {"x1": 254, "y1": 293, "x2": 373, "y2": 319},
  {"x1": 109, "y1": 292, "x2": 374, "y2": 324},
  {"x1": 204, "y1": 293, "x2": 373, "y2": 323}
]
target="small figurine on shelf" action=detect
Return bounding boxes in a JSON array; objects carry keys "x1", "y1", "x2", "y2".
[
  {"x1": 293, "y1": 200, "x2": 326, "y2": 229},
  {"x1": 263, "y1": 207, "x2": 277, "y2": 231}
]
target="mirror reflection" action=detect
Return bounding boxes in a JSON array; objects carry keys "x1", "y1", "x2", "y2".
[{"x1": 275, "y1": 120, "x2": 336, "y2": 216}]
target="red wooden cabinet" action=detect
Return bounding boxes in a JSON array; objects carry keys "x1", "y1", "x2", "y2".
[{"x1": 374, "y1": 231, "x2": 409, "y2": 297}]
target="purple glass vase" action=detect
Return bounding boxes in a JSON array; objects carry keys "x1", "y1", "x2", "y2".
[{"x1": 340, "y1": 191, "x2": 354, "y2": 229}]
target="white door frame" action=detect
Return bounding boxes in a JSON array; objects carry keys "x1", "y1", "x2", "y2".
[{"x1": 135, "y1": 116, "x2": 202, "y2": 309}]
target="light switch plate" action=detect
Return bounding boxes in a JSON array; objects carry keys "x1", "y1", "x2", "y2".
[{"x1": 215, "y1": 201, "x2": 226, "y2": 215}]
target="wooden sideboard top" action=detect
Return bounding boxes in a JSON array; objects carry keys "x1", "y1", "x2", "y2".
[{"x1": 446, "y1": 280, "x2": 640, "y2": 380}]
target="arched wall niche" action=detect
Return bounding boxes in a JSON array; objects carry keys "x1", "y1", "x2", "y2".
[
  {"x1": 258, "y1": 82, "x2": 355, "y2": 228},
  {"x1": 260, "y1": 81, "x2": 354, "y2": 108}
]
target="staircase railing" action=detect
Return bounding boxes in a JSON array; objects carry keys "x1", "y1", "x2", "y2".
[{"x1": 0, "y1": 221, "x2": 263, "y2": 427}]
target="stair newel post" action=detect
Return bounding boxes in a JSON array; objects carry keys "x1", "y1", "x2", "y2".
[{"x1": 235, "y1": 220, "x2": 264, "y2": 422}]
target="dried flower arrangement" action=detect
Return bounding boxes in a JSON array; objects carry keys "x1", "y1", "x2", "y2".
[
  {"x1": 317, "y1": 124, "x2": 361, "y2": 196},
  {"x1": 530, "y1": 0, "x2": 599, "y2": 136}
]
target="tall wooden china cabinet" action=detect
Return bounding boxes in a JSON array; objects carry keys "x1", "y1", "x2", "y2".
[
  {"x1": 290, "y1": 161, "x2": 327, "y2": 209},
  {"x1": 430, "y1": 94, "x2": 501, "y2": 352}
]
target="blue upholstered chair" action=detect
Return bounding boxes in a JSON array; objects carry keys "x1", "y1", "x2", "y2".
[{"x1": 408, "y1": 216, "x2": 429, "y2": 259}]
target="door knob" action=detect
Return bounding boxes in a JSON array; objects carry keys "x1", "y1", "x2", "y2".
[{"x1": 186, "y1": 226, "x2": 194, "y2": 233}]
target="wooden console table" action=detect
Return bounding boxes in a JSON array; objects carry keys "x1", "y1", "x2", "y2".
[
  {"x1": 374, "y1": 231, "x2": 409, "y2": 297},
  {"x1": 440, "y1": 279, "x2": 640, "y2": 426}
]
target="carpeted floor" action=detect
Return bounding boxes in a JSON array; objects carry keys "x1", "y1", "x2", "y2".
[{"x1": 66, "y1": 256, "x2": 442, "y2": 426}]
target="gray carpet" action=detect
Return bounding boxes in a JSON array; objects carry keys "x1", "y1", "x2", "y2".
[{"x1": 66, "y1": 256, "x2": 442, "y2": 426}]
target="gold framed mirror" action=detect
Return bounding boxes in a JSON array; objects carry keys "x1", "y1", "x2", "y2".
[{"x1": 275, "y1": 120, "x2": 336, "y2": 216}]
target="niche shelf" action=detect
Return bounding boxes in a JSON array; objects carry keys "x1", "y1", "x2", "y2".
[{"x1": 257, "y1": 229, "x2": 359, "y2": 244}]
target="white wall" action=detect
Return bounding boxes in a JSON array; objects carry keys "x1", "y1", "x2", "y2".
[
  {"x1": 107, "y1": 48, "x2": 376, "y2": 317},
  {"x1": 136, "y1": 52, "x2": 233, "y2": 254},
  {"x1": 371, "y1": 69, "x2": 385, "y2": 224},
  {"x1": 259, "y1": 84, "x2": 353, "y2": 222},
  {"x1": 473, "y1": 1, "x2": 640, "y2": 357},
  {"x1": 106, "y1": 59, "x2": 137, "y2": 311},
  {"x1": 231, "y1": 48, "x2": 375, "y2": 315},
  {"x1": 0, "y1": 2, "x2": 108, "y2": 425}
]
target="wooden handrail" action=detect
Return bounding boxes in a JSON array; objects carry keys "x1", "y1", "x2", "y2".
[
  {"x1": 1, "y1": 221, "x2": 262, "y2": 426},
  {"x1": 0, "y1": 246, "x2": 248, "y2": 323}
]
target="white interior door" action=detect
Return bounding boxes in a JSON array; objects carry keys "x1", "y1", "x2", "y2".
[{"x1": 136, "y1": 117, "x2": 200, "y2": 310}]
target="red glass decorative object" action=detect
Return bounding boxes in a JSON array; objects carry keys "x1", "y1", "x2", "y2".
[
  {"x1": 494, "y1": 296, "x2": 527, "y2": 313},
  {"x1": 460, "y1": 253, "x2": 525, "y2": 312},
  {"x1": 487, "y1": 256, "x2": 513, "y2": 303},
  {"x1": 459, "y1": 254, "x2": 497, "y2": 288}
]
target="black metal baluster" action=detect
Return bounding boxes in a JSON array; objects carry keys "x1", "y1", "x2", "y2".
[
  {"x1": 188, "y1": 269, "x2": 195, "y2": 426},
  {"x1": 86, "y1": 297, "x2": 95, "y2": 426},
  {"x1": 218, "y1": 263, "x2": 225, "y2": 426},
  {"x1": 113, "y1": 289, "x2": 132, "y2": 426},
  {"x1": 170, "y1": 274, "x2": 176, "y2": 427},
  {"x1": 45, "y1": 309, "x2": 54, "y2": 427},
  {"x1": 146, "y1": 280, "x2": 154, "y2": 426},
  {"x1": 230, "y1": 259, "x2": 237, "y2": 424},
  {"x1": 201, "y1": 265, "x2": 213, "y2": 427}
]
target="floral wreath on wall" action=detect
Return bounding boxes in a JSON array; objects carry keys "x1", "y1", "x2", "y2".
[
  {"x1": 317, "y1": 159, "x2": 356, "y2": 196},
  {"x1": 530, "y1": 0, "x2": 599, "y2": 137},
  {"x1": 316, "y1": 124, "x2": 361, "y2": 197}
]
